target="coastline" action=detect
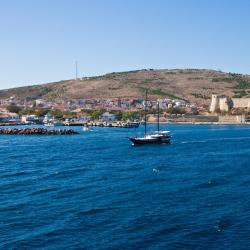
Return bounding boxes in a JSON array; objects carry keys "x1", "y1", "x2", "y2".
[
  {"x1": 1, "y1": 121, "x2": 250, "y2": 126},
  {"x1": 149, "y1": 121, "x2": 250, "y2": 125}
]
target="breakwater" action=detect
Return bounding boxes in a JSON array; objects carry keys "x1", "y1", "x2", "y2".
[{"x1": 0, "y1": 128, "x2": 78, "y2": 135}]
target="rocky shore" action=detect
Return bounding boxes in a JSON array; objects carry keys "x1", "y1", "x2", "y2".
[{"x1": 0, "y1": 128, "x2": 79, "y2": 135}]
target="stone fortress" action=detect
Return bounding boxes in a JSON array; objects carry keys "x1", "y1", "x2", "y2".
[{"x1": 210, "y1": 95, "x2": 250, "y2": 113}]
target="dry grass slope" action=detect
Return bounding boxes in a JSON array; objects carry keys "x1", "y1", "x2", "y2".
[{"x1": 1, "y1": 69, "x2": 250, "y2": 106}]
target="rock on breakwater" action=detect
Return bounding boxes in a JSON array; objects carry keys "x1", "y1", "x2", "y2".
[{"x1": 0, "y1": 128, "x2": 79, "y2": 135}]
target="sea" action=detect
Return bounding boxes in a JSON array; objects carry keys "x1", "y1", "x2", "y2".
[{"x1": 0, "y1": 124, "x2": 250, "y2": 250}]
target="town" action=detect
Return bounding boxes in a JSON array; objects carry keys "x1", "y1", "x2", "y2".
[
  {"x1": 0, "y1": 96, "x2": 198, "y2": 125},
  {"x1": 0, "y1": 94, "x2": 250, "y2": 126}
]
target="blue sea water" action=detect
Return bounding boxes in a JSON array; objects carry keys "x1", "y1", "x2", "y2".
[{"x1": 0, "y1": 124, "x2": 250, "y2": 250}]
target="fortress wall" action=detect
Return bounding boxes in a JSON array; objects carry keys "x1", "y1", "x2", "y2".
[
  {"x1": 210, "y1": 95, "x2": 250, "y2": 113},
  {"x1": 218, "y1": 115, "x2": 245, "y2": 123},
  {"x1": 232, "y1": 98, "x2": 250, "y2": 108},
  {"x1": 173, "y1": 115, "x2": 218, "y2": 123}
]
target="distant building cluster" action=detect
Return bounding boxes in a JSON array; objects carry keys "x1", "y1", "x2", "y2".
[
  {"x1": 0, "y1": 96, "x2": 195, "y2": 112},
  {"x1": 0, "y1": 107, "x2": 19, "y2": 123},
  {"x1": 0, "y1": 95, "x2": 200, "y2": 124},
  {"x1": 210, "y1": 95, "x2": 250, "y2": 113}
]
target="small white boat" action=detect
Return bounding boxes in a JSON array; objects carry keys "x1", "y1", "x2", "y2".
[
  {"x1": 44, "y1": 122, "x2": 54, "y2": 127},
  {"x1": 43, "y1": 113, "x2": 63, "y2": 127},
  {"x1": 82, "y1": 126, "x2": 91, "y2": 131}
]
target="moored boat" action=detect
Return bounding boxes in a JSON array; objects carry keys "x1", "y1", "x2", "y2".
[
  {"x1": 129, "y1": 90, "x2": 172, "y2": 145},
  {"x1": 130, "y1": 131, "x2": 171, "y2": 145},
  {"x1": 82, "y1": 125, "x2": 91, "y2": 131},
  {"x1": 43, "y1": 113, "x2": 63, "y2": 127}
]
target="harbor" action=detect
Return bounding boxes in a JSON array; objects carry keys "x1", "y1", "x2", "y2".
[{"x1": 1, "y1": 0, "x2": 250, "y2": 249}]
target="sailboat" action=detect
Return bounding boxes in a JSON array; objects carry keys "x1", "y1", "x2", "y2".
[{"x1": 129, "y1": 90, "x2": 171, "y2": 145}]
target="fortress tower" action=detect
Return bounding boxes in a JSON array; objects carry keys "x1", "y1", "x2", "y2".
[
  {"x1": 210, "y1": 95, "x2": 232, "y2": 113},
  {"x1": 209, "y1": 95, "x2": 220, "y2": 112},
  {"x1": 219, "y1": 96, "x2": 232, "y2": 112}
]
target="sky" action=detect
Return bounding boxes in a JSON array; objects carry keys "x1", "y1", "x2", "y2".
[{"x1": 1, "y1": 0, "x2": 250, "y2": 89}]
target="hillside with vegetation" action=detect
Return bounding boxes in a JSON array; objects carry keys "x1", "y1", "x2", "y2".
[{"x1": 1, "y1": 69, "x2": 250, "y2": 107}]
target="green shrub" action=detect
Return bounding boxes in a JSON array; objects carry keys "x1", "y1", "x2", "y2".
[{"x1": 6, "y1": 105, "x2": 22, "y2": 114}]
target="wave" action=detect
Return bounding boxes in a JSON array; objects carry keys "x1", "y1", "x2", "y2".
[
  {"x1": 1, "y1": 170, "x2": 34, "y2": 178},
  {"x1": 180, "y1": 136, "x2": 250, "y2": 144},
  {"x1": 30, "y1": 187, "x2": 58, "y2": 196},
  {"x1": 77, "y1": 206, "x2": 119, "y2": 216}
]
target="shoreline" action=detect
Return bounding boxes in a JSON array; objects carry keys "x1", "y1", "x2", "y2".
[
  {"x1": 149, "y1": 122, "x2": 250, "y2": 125},
  {"x1": 1, "y1": 122, "x2": 250, "y2": 127}
]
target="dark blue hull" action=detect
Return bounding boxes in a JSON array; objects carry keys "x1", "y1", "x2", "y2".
[{"x1": 129, "y1": 137, "x2": 171, "y2": 145}]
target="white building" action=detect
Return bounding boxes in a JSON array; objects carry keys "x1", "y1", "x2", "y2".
[
  {"x1": 0, "y1": 114, "x2": 20, "y2": 123},
  {"x1": 21, "y1": 115, "x2": 41, "y2": 124},
  {"x1": 101, "y1": 112, "x2": 116, "y2": 121}
]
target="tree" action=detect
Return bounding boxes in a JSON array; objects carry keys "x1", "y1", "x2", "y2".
[
  {"x1": 90, "y1": 110, "x2": 103, "y2": 120},
  {"x1": 6, "y1": 105, "x2": 22, "y2": 114},
  {"x1": 51, "y1": 109, "x2": 63, "y2": 119},
  {"x1": 63, "y1": 111, "x2": 77, "y2": 118},
  {"x1": 122, "y1": 111, "x2": 140, "y2": 121},
  {"x1": 34, "y1": 109, "x2": 50, "y2": 117},
  {"x1": 114, "y1": 111, "x2": 122, "y2": 121},
  {"x1": 19, "y1": 108, "x2": 35, "y2": 116},
  {"x1": 166, "y1": 107, "x2": 186, "y2": 114},
  {"x1": 122, "y1": 112, "x2": 132, "y2": 121}
]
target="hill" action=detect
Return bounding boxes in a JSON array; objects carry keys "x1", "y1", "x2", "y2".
[{"x1": 1, "y1": 69, "x2": 250, "y2": 106}]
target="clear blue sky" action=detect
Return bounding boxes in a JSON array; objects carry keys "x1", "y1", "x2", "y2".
[{"x1": 1, "y1": 0, "x2": 250, "y2": 89}]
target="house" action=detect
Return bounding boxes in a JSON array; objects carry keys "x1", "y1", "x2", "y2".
[
  {"x1": 0, "y1": 108, "x2": 20, "y2": 123},
  {"x1": 0, "y1": 114, "x2": 20, "y2": 123},
  {"x1": 101, "y1": 112, "x2": 116, "y2": 121},
  {"x1": 21, "y1": 115, "x2": 41, "y2": 124},
  {"x1": 35, "y1": 99, "x2": 49, "y2": 108}
]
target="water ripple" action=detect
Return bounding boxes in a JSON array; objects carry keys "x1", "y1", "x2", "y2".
[{"x1": 0, "y1": 124, "x2": 249, "y2": 249}]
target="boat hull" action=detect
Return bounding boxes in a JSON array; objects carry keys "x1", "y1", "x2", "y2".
[{"x1": 129, "y1": 137, "x2": 171, "y2": 145}]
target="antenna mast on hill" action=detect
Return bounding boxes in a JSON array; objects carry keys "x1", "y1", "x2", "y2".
[{"x1": 75, "y1": 61, "x2": 78, "y2": 80}]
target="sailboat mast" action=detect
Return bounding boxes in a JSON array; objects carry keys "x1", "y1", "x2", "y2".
[
  {"x1": 157, "y1": 101, "x2": 160, "y2": 133},
  {"x1": 144, "y1": 90, "x2": 147, "y2": 136},
  {"x1": 75, "y1": 61, "x2": 78, "y2": 80}
]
